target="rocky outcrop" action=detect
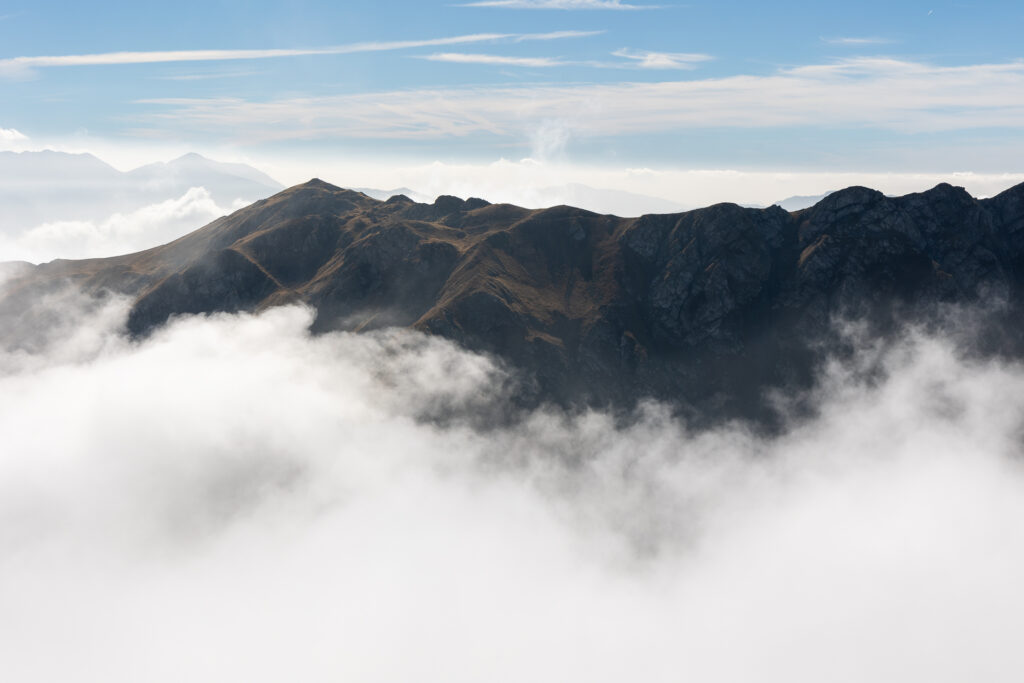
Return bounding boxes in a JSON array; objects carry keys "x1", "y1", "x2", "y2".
[{"x1": 5, "y1": 179, "x2": 1024, "y2": 422}]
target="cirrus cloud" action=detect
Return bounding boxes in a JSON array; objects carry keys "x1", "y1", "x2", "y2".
[
  {"x1": 0, "y1": 31, "x2": 599, "y2": 79},
  {"x1": 612, "y1": 48, "x2": 713, "y2": 69},
  {"x1": 422, "y1": 53, "x2": 566, "y2": 67},
  {"x1": 135, "y1": 58, "x2": 1024, "y2": 145},
  {"x1": 822, "y1": 36, "x2": 895, "y2": 45}
]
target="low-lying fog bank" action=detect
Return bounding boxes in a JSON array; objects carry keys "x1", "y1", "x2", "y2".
[{"x1": 2, "y1": 294, "x2": 1023, "y2": 682}]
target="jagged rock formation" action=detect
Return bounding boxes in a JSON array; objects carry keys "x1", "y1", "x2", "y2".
[{"x1": 4, "y1": 178, "x2": 1024, "y2": 422}]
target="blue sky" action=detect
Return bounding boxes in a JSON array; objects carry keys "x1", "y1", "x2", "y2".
[{"x1": 2, "y1": 0, "x2": 1023, "y2": 193}]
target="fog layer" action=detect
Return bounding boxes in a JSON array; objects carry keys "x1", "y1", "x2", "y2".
[{"x1": 2, "y1": 299, "x2": 1023, "y2": 682}]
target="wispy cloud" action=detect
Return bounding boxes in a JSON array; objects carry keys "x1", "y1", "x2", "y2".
[
  {"x1": 136, "y1": 58, "x2": 1024, "y2": 143},
  {"x1": 423, "y1": 53, "x2": 565, "y2": 67},
  {"x1": 158, "y1": 71, "x2": 266, "y2": 81},
  {"x1": 461, "y1": 0, "x2": 655, "y2": 8},
  {"x1": 515, "y1": 29, "x2": 605, "y2": 41},
  {"x1": 421, "y1": 45, "x2": 709, "y2": 71},
  {"x1": 822, "y1": 36, "x2": 894, "y2": 45},
  {"x1": 612, "y1": 48, "x2": 712, "y2": 69},
  {"x1": 0, "y1": 31, "x2": 594, "y2": 76}
]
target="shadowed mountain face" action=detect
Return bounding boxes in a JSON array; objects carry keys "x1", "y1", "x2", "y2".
[{"x1": 4, "y1": 178, "x2": 1024, "y2": 423}]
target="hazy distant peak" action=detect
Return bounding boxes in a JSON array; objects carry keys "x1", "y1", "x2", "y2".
[
  {"x1": 129, "y1": 152, "x2": 283, "y2": 191},
  {"x1": 173, "y1": 152, "x2": 206, "y2": 162},
  {"x1": 0, "y1": 149, "x2": 288, "y2": 261},
  {"x1": 0, "y1": 149, "x2": 121, "y2": 180},
  {"x1": 772, "y1": 191, "x2": 835, "y2": 212}
]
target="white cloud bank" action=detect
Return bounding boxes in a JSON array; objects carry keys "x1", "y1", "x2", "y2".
[
  {"x1": 139, "y1": 58, "x2": 1024, "y2": 145},
  {"x1": 2, "y1": 293, "x2": 1024, "y2": 682}
]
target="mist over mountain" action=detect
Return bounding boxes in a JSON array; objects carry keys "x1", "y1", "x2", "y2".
[
  {"x1": 5, "y1": 177, "x2": 1023, "y2": 424},
  {"x1": 0, "y1": 151, "x2": 283, "y2": 262}
]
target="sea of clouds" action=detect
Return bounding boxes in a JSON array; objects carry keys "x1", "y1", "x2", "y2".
[{"x1": 1, "y1": 289, "x2": 1023, "y2": 682}]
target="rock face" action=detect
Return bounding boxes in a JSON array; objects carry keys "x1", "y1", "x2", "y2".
[{"x1": 5, "y1": 178, "x2": 1024, "y2": 422}]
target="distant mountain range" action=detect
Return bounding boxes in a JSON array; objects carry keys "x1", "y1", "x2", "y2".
[
  {"x1": 353, "y1": 187, "x2": 433, "y2": 203},
  {"x1": 0, "y1": 150, "x2": 282, "y2": 227},
  {"x1": 0, "y1": 151, "x2": 283, "y2": 261},
  {"x1": 123, "y1": 152, "x2": 283, "y2": 203},
  {"x1": 5, "y1": 178, "x2": 1023, "y2": 424},
  {"x1": 773, "y1": 191, "x2": 834, "y2": 211}
]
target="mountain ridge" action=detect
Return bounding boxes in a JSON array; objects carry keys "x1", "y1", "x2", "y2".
[{"x1": 5, "y1": 177, "x2": 1024, "y2": 423}]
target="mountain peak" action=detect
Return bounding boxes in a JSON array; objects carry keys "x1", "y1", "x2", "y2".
[
  {"x1": 170, "y1": 152, "x2": 208, "y2": 163},
  {"x1": 301, "y1": 177, "x2": 343, "y2": 191},
  {"x1": 814, "y1": 185, "x2": 886, "y2": 210},
  {"x1": 127, "y1": 153, "x2": 284, "y2": 193}
]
